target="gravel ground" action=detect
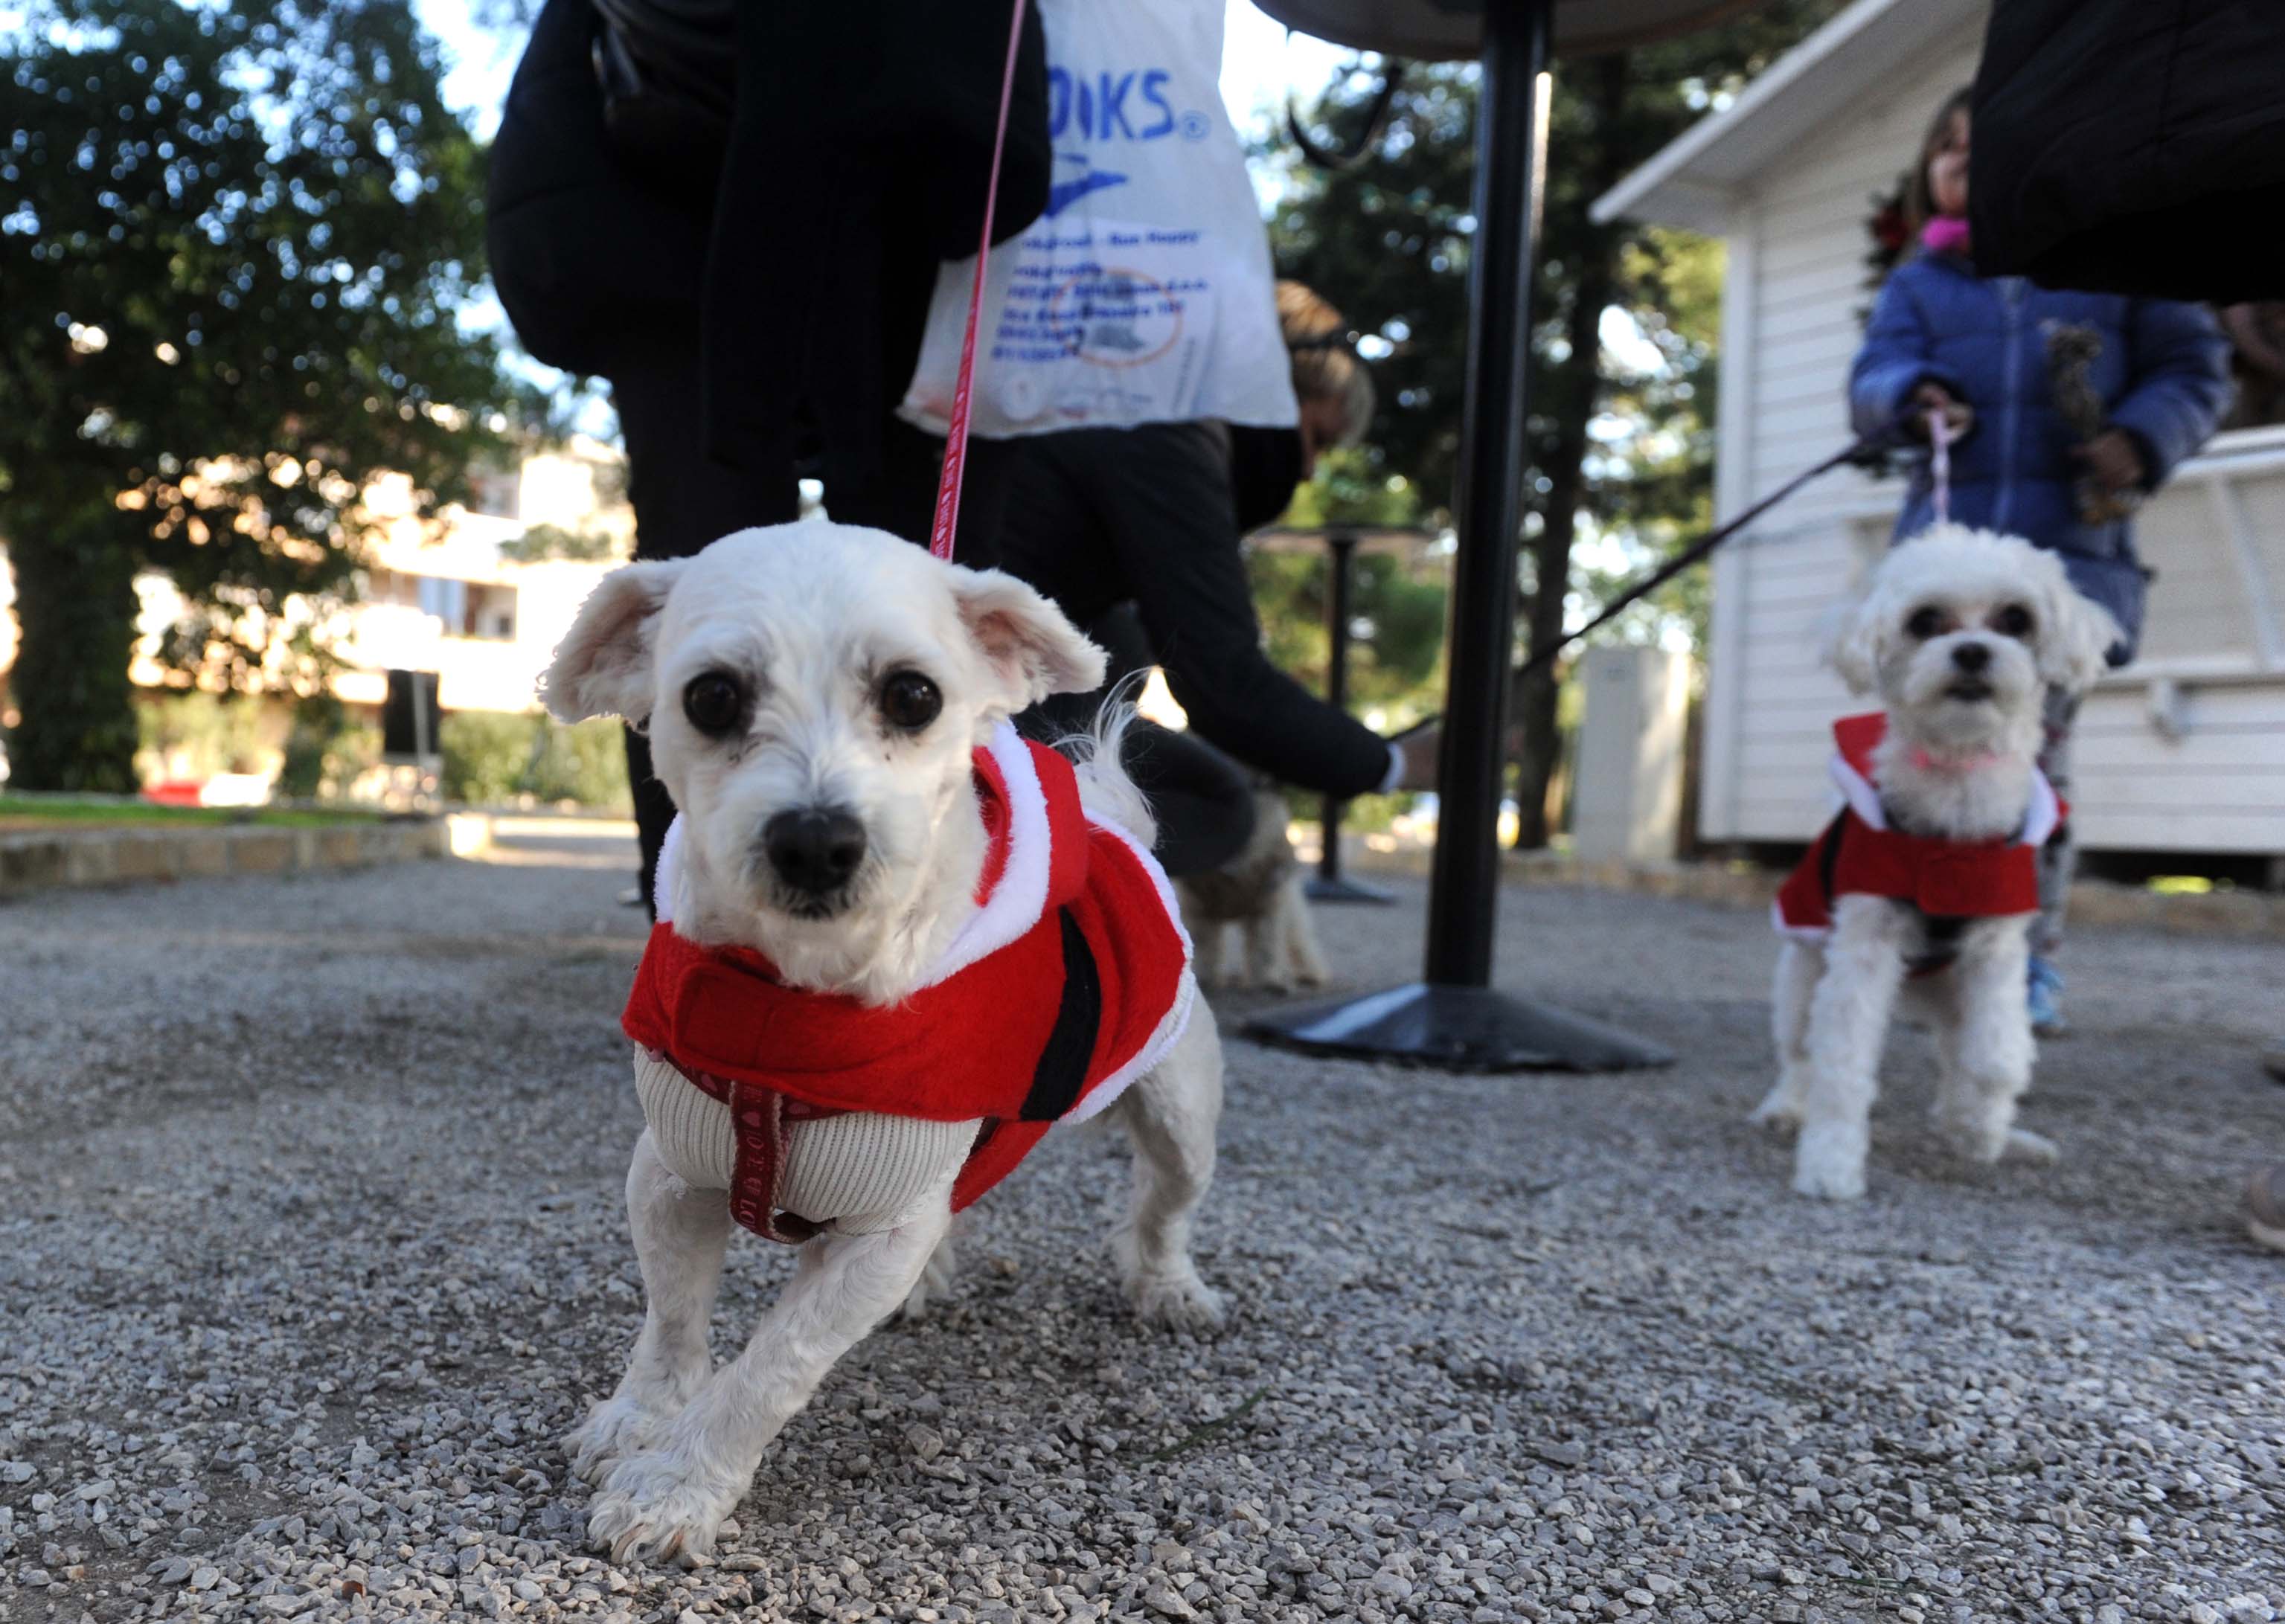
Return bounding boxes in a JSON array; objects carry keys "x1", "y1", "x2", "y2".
[{"x1": 3, "y1": 827, "x2": 2282, "y2": 1624}]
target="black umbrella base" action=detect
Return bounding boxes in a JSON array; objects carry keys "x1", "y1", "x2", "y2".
[
  {"x1": 1243, "y1": 981, "x2": 1673, "y2": 1073},
  {"x1": 1304, "y1": 873, "x2": 1397, "y2": 905}
]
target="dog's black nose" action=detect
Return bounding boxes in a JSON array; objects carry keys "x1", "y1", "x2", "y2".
[
  {"x1": 1951, "y1": 641, "x2": 1991, "y2": 673},
  {"x1": 763, "y1": 809, "x2": 868, "y2": 894}
]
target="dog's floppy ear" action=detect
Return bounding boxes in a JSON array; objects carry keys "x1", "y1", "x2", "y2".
[
  {"x1": 950, "y1": 568, "x2": 1108, "y2": 712},
  {"x1": 2039, "y1": 568, "x2": 2124, "y2": 694},
  {"x1": 1826, "y1": 590, "x2": 1885, "y2": 696},
  {"x1": 539, "y1": 559, "x2": 686, "y2": 722}
]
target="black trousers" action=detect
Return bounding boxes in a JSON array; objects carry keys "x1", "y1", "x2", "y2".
[
  {"x1": 613, "y1": 338, "x2": 1011, "y2": 909},
  {"x1": 490, "y1": 0, "x2": 1010, "y2": 910},
  {"x1": 999, "y1": 422, "x2": 1393, "y2": 797},
  {"x1": 1025, "y1": 604, "x2": 1257, "y2": 879}
]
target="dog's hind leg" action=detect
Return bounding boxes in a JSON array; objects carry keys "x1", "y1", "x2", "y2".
[
  {"x1": 1109, "y1": 1004, "x2": 1226, "y2": 1332},
  {"x1": 586, "y1": 1183, "x2": 954, "y2": 1565},
  {"x1": 1932, "y1": 921, "x2": 2050, "y2": 1166},
  {"x1": 565, "y1": 1131, "x2": 731, "y2": 1486},
  {"x1": 1752, "y1": 941, "x2": 1824, "y2": 1132},
  {"x1": 1189, "y1": 911, "x2": 1229, "y2": 990},
  {"x1": 1793, "y1": 898, "x2": 1912, "y2": 1199},
  {"x1": 1277, "y1": 873, "x2": 1330, "y2": 988},
  {"x1": 1243, "y1": 911, "x2": 1288, "y2": 994}
]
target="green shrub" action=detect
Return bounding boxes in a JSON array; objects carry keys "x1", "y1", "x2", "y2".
[
  {"x1": 440, "y1": 710, "x2": 629, "y2": 809},
  {"x1": 276, "y1": 692, "x2": 348, "y2": 800}
]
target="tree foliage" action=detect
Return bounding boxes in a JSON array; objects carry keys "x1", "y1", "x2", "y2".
[
  {"x1": 1271, "y1": 6, "x2": 1845, "y2": 844},
  {"x1": 498, "y1": 521, "x2": 619, "y2": 564},
  {"x1": 1249, "y1": 446, "x2": 1447, "y2": 727},
  {"x1": 1, "y1": 0, "x2": 518, "y2": 789}
]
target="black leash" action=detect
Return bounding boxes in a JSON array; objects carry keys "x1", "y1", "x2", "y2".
[
  {"x1": 1513, "y1": 434, "x2": 1881, "y2": 680},
  {"x1": 1383, "y1": 434, "x2": 1882, "y2": 751}
]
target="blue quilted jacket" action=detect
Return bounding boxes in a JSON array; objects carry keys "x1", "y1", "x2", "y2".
[{"x1": 1850, "y1": 250, "x2": 2231, "y2": 661}]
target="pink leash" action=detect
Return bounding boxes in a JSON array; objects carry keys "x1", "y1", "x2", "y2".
[
  {"x1": 929, "y1": 0, "x2": 1031, "y2": 562},
  {"x1": 1927, "y1": 405, "x2": 1953, "y2": 525}
]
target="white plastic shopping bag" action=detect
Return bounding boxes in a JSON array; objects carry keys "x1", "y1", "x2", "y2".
[{"x1": 900, "y1": 0, "x2": 1298, "y2": 438}]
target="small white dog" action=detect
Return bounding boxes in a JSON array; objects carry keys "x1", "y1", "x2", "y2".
[
  {"x1": 540, "y1": 522, "x2": 1225, "y2": 1564},
  {"x1": 1178, "y1": 783, "x2": 1330, "y2": 994},
  {"x1": 1753, "y1": 525, "x2": 2119, "y2": 1199}
]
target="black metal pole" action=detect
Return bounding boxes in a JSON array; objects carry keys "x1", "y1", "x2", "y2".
[
  {"x1": 1425, "y1": 0, "x2": 1550, "y2": 986},
  {"x1": 1318, "y1": 529, "x2": 1356, "y2": 883},
  {"x1": 1243, "y1": 0, "x2": 1667, "y2": 1070}
]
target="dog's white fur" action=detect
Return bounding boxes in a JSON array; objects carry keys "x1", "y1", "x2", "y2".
[
  {"x1": 541, "y1": 522, "x2": 1226, "y2": 1564},
  {"x1": 1752, "y1": 526, "x2": 2119, "y2": 1199}
]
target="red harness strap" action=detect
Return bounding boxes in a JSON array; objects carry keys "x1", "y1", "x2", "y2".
[{"x1": 658, "y1": 1059, "x2": 850, "y2": 1243}]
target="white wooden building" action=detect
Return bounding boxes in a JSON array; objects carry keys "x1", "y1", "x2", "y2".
[{"x1": 1595, "y1": 0, "x2": 2285, "y2": 863}]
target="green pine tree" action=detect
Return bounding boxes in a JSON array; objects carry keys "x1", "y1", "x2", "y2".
[{"x1": 1, "y1": 0, "x2": 521, "y2": 790}]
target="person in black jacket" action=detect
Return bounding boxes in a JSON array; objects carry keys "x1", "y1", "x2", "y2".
[
  {"x1": 1969, "y1": 2, "x2": 2285, "y2": 1254},
  {"x1": 1005, "y1": 283, "x2": 1432, "y2": 879},
  {"x1": 1969, "y1": 0, "x2": 2285, "y2": 301},
  {"x1": 487, "y1": 0, "x2": 1050, "y2": 911}
]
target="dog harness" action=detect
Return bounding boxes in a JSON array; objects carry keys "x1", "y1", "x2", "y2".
[
  {"x1": 624, "y1": 723, "x2": 1193, "y2": 1242},
  {"x1": 1775, "y1": 713, "x2": 2062, "y2": 972}
]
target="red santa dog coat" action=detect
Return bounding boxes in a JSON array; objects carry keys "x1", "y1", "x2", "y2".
[
  {"x1": 1775, "y1": 713, "x2": 2062, "y2": 950},
  {"x1": 624, "y1": 723, "x2": 1194, "y2": 1241}
]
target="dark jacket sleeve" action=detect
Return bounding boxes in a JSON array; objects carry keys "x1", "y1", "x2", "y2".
[
  {"x1": 2106, "y1": 301, "x2": 2233, "y2": 487},
  {"x1": 1850, "y1": 272, "x2": 1962, "y2": 444},
  {"x1": 1971, "y1": 0, "x2": 2285, "y2": 302}
]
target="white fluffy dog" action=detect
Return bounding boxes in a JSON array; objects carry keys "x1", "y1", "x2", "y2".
[
  {"x1": 1753, "y1": 525, "x2": 2119, "y2": 1199},
  {"x1": 540, "y1": 522, "x2": 1225, "y2": 1564}
]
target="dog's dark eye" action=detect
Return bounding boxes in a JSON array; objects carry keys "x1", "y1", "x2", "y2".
[
  {"x1": 682, "y1": 671, "x2": 746, "y2": 736},
  {"x1": 1993, "y1": 603, "x2": 2036, "y2": 638},
  {"x1": 1905, "y1": 606, "x2": 1946, "y2": 639},
  {"x1": 879, "y1": 670, "x2": 942, "y2": 732}
]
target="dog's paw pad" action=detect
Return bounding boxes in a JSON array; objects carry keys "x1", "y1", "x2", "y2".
[
  {"x1": 1128, "y1": 1272, "x2": 1226, "y2": 1333},
  {"x1": 587, "y1": 1455, "x2": 736, "y2": 1567},
  {"x1": 2000, "y1": 1126, "x2": 2060, "y2": 1165}
]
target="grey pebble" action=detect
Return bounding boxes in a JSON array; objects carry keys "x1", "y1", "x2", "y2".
[{"x1": 1, "y1": 850, "x2": 2279, "y2": 1623}]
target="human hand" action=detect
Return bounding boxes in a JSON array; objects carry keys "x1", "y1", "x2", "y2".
[
  {"x1": 2074, "y1": 428, "x2": 2146, "y2": 492},
  {"x1": 1910, "y1": 382, "x2": 1973, "y2": 440},
  {"x1": 1391, "y1": 718, "x2": 1441, "y2": 792}
]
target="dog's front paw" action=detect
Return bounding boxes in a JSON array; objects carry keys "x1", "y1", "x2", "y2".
[
  {"x1": 1792, "y1": 1121, "x2": 1868, "y2": 1201},
  {"x1": 1999, "y1": 1126, "x2": 2059, "y2": 1165},
  {"x1": 1749, "y1": 1082, "x2": 1803, "y2": 1133},
  {"x1": 565, "y1": 1391, "x2": 676, "y2": 1486},
  {"x1": 586, "y1": 1448, "x2": 742, "y2": 1567},
  {"x1": 1126, "y1": 1266, "x2": 1226, "y2": 1333}
]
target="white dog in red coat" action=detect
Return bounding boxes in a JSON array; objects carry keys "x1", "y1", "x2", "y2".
[
  {"x1": 1753, "y1": 526, "x2": 2118, "y2": 1199},
  {"x1": 540, "y1": 522, "x2": 1225, "y2": 1564}
]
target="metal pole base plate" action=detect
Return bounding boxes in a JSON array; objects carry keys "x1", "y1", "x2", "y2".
[
  {"x1": 1304, "y1": 874, "x2": 1397, "y2": 905},
  {"x1": 1243, "y1": 981, "x2": 1673, "y2": 1072}
]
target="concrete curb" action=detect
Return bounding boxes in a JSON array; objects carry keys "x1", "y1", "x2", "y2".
[{"x1": 0, "y1": 818, "x2": 458, "y2": 901}]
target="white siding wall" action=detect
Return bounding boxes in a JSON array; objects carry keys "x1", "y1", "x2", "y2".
[{"x1": 1702, "y1": 25, "x2": 2285, "y2": 857}]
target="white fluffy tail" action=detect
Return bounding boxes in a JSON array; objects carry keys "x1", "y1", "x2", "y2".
[{"x1": 1057, "y1": 681, "x2": 1158, "y2": 847}]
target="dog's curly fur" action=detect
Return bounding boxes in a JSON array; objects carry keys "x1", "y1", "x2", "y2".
[{"x1": 1753, "y1": 525, "x2": 2119, "y2": 1199}]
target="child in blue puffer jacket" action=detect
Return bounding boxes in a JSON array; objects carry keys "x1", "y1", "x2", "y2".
[{"x1": 1849, "y1": 86, "x2": 2232, "y2": 1032}]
